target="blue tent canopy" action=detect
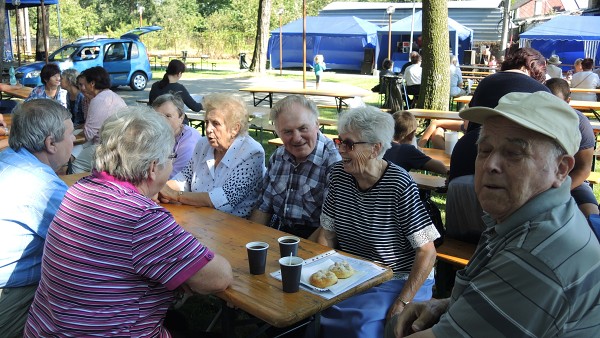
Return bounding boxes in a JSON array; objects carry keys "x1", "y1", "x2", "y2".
[
  {"x1": 268, "y1": 16, "x2": 380, "y2": 71},
  {"x1": 5, "y1": 0, "x2": 58, "y2": 9},
  {"x1": 519, "y1": 16, "x2": 600, "y2": 68},
  {"x1": 377, "y1": 11, "x2": 473, "y2": 72}
]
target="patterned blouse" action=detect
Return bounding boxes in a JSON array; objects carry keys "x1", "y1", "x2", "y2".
[
  {"x1": 172, "y1": 135, "x2": 265, "y2": 218},
  {"x1": 25, "y1": 85, "x2": 68, "y2": 108}
]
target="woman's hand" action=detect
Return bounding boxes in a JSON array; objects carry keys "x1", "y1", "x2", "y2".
[{"x1": 158, "y1": 184, "x2": 179, "y2": 204}]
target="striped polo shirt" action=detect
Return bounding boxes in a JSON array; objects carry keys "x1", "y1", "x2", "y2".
[
  {"x1": 25, "y1": 173, "x2": 214, "y2": 337},
  {"x1": 321, "y1": 161, "x2": 439, "y2": 274},
  {"x1": 433, "y1": 179, "x2": 600, "y2": 337}
]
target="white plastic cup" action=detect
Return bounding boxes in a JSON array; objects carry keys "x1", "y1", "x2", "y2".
[{"x1": 444, "y1": 131, "x2": 459, "y2": 155}]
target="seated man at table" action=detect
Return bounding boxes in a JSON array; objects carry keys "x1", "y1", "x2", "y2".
[
  {"x1": 0, "y1": 99, "x2": 74, "y2": 338},
  {"x1": 386, "y1": 91, "x2": 600, "y2": 338},
  {"x1": 404, "y1": 52, "x2": 422, "y2": 107},
  {"x1": 250, "y1": 95, "x2": 341, "y2": 239},
  {"x1": 25, "y1": 107, "x2": 233, "y2": 337},
  {"x1": 546, "y1": 78, "x2": 599, "y2": 217},
  {"x1": 383, "y1": 111, "x2": 447, "y2": 175}
]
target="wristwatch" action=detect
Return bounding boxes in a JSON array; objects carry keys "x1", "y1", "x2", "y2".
[
  {"x1": 399, "y1": 299, "x2": 410, "y2": 306},
  {"x1": 177, "y1": 190, "x2": 183, "y2": 201}
]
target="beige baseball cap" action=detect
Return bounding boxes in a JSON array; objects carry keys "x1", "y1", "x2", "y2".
[{"x1": 459, "y1": 91, "x2": 580, "y2": 155}]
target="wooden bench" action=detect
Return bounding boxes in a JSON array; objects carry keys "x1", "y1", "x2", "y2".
[{"x1": 436, "y1": 237, "x2": 477, "y2": 267}]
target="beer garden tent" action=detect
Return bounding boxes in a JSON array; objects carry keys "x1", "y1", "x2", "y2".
[
  {"x1": 519, "y1": 15, "x2": 600, "y2": 69},
  {"x1": 267, "y1": 16, "x2": 380, "y2": 71},
  {"x1": 3, "y1": 0, "x2": 59, "y2": 62},
  {"x1": 378, "y1": 11, "x2": 474, "y2": 72}
]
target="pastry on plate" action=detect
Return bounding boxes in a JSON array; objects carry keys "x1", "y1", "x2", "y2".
[
  {"x1": 309, "y1": 269, "x2": 338, "y2": 288},
  {"x1": 329, "y1": 261, "x2": 355, "y2": 279}
]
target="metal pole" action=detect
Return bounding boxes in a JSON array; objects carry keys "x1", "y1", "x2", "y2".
[
  {"x1": 388, "y1": 13, "x2": 392, "y2": 60},
  {"x1": 500, "y1": 0, "x2": 510, "y2": 57},
  {"x1": 302, "y1": 0, "x2": 306, "y2": 89},
  {"x1": 15, "y1": 6, "x2": 21, "y2": 66},
  {"x1": 278, "y1": 9, "x2": 283, "y2": 76}
]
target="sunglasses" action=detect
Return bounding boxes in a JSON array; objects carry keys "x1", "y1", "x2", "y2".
[
  {"x1": 168, "y1": 153, "x2": 178, "y2": 160},
  {"x1": 333, "y1": 138, "x2": 369, "y2": 151}
]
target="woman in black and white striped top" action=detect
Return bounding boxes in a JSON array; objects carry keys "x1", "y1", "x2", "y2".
[{"x1": 318, "y1": 106, "x2": 439, "y2": 338}]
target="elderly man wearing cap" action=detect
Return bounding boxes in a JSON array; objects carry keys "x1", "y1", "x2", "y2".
[
  {"x1": 385, "y1": 91, "x2": 600, "y2": 338},
  {"x1": 546, "y1": 55, "x2": 563, "y2": 79}
]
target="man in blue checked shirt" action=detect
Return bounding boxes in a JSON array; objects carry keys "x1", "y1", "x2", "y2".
[{"x1": 250, "y1": 95, "x2": 341, "y2": 239}]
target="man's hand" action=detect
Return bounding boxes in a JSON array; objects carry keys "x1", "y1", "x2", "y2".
[{"x1": 385, "y1": 298, "x2": 450, "y2": 338}]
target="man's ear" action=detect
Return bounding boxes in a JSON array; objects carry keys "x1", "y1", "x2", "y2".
[
  {"x1": 45, "y1": 136, "x2": 57, "y2": 154},
  {"x1": 553, "y1": 154, "x2": 575, "y2": 188}
]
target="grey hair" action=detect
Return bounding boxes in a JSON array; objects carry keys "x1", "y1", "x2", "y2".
[
  {"x1": 93, "y1": 106, "x2": 175, "y2": 185},
  {"x1": 151, "y1": 93, "x2": 185, "y2": 118},
  {"x1": 9, "y1": 99, "x2": 71, "y2": 152},
  {"x1": 61, "y1": 68, "x2": 80, "y2": 88},
  {"x1": 203, "y1": 93, "x2": 249, "y2": 135},
  {"x1": 338, "y1": 106, "x2": 394, "y2": 158},
  {"x1": 271, "y1": 95, "x2": 319, "y2": 127},
  {"x1": 450, "y1": 54, "x2": 459, "y2": 65}
]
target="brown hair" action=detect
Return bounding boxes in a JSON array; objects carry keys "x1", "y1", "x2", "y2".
[{"x1": 392, "y1": 111, "x2": 417, "y2": 142}]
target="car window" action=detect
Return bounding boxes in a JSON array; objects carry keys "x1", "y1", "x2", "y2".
[
  {"x1": 105, "y1": 43, "x2": 129, "y2": 61},
  {"x1": 49, "y1": 45, "x2": 79, "y2": 62},
  {"x1": 79, "y1": 46, "x2": 99, "y2": 60},
  {"x1": 131, "y1": 43, "x2": 139, "y2": 59}
]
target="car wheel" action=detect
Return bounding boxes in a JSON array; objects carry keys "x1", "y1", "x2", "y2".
[{"x1": 130, "y1": 71, "x2": 147, "y2": 91}]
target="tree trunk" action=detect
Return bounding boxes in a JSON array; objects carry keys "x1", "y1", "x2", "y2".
[
  {"x1": 35, "y1": 6, "x2": 50, "y2": 62},
  {"x1": 249, "y1": 0, "x2": 272, "y2": 73},
  {"x1": 419, "y1": 0, "x2": 450, "y2": 110}
]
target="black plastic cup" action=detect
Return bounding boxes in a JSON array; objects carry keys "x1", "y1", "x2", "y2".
[
  {"x1": 279, "y1": 256, "x2": 304, "y2": 293},
  {"x1": 246, "y1": 241, "x2": 269, "y2": 275},
  {"x1": 278, "y1": 235, "x2": 300, "y2": 258}
]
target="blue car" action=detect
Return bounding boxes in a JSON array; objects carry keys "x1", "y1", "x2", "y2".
[{"x1": 16, "y1": 26, "x2": 162, "y2": 91}]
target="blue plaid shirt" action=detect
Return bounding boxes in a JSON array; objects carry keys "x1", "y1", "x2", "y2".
[
  {"x1": 0, "y1": 148, "x2": 68, "y2": 287},
  {"x1": 257, "y1": 132, "x2": 341, "y2": 230}
]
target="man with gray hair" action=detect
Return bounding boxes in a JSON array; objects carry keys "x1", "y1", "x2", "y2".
[
  {"x1": 386, "y1": 91, "x2": 600, "y2": 337},
  {"x1": 250, "y1": 95, "x2": 341, "y2": 239},
  {"x1": 0, "y1": 99, "x2": 75, "y2": 337}
]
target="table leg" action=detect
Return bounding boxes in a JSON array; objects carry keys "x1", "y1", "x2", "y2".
[{"x1": 252, "y1": 93, "x2": 273, "y2": 108}]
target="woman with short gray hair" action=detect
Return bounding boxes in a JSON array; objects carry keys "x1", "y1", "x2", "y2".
[
  {"x1": 152, "y1": 93, "x2": 202, "y2": 179},
  {"x1": 93, "y1": 106, "x2": 174, "y2": 184},
  {"x1": 159, "y1": 93, "x2": 265, "y2": 218},
  {"x1": 25, "y1": 106, "x2": 233, "y2": 336},
  {"x1": 318, "y1": 106, "x2": 439, "y2": 338},
  {"x1": 61, "y1": 68, "x2": 85, "y2": 126}
]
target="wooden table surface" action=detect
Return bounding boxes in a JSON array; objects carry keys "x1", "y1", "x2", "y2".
[
  {"x1": 422, "y1": 147, "x2": 451, "y2": 170},
  {"x1": 408, "y1": 108, "x2": 461, "y2": 120},
  {"x1": 570, "y1": 88, "x2": 600, "y2": 94},
  {"x1": 451, "y1": 96, "x2": 600, "y2": 113},
  {"x1": 59, "y1": 173, "x2": 393, "y2": 329},
  {"x1": 239, "y1": 86, "x2": 371, "y2": 99},
  {"x1": 1, "y1": 85, "x2": 32, "y2": 99}
]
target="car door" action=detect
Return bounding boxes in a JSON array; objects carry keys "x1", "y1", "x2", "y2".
[{"x1": 103, "y1": 42, "x2": 132, "y2": 87}]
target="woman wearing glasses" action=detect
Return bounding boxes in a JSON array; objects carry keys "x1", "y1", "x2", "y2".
[
  {"x1": 152, "y1": 93, "x2": 202, "y2": 179},
  {"x1": 318, "y1": 106, "x2": 439, "y2": 338},
  {"x1": 159, "y1": 93, "x2": 265, "y2": 218}
]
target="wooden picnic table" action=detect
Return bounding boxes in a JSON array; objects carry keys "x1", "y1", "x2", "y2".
[
  {"x1": 570, "y1": 88, "x2": 600, "y2": 94},
  {"x1": 422, "y1": 147, "x2": 451, "y2": 170},
  {"x1": 409, "y1": 108, "x2": 461, "y2": 120},
  {"x1": 239, "y1": 85, "x2": 371, "y2": 113},
  {"x1": 59, "y1": 172, "x2": 393, "y2": 336},
  {"x1": 0, "y1": 85, "x2": 32, "y2": 99}
]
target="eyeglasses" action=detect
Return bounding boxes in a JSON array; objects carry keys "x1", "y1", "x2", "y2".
[
  {"x1": 168, "y1": 153, "x2": 178, "y2": 160},
  {"x1": 333, "y1": 137, "x2": 369, "y2": 151}
]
